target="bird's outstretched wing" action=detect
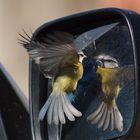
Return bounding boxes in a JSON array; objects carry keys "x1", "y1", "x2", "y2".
[
  {"x1": 19, "y1": 31, "x2": 78, "y2": 78},
  {"x1": 115, "y1": 65, "x2": 134, "y2": 86}
]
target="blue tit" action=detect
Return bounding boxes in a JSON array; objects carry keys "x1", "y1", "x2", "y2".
[
  {"x1": 87, "y1": 54, "x2": 134, "y2": 132},
  {"x1": 19, "y1": 31, "x2": 86, "y2": 125}
]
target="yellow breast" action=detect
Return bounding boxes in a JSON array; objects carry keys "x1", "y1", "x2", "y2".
[
  {"x1": 53, "y1": 62, "x2": 83, "y2": 93},
  {"x1": 97, "y1": 67, "x2": 121, "y2": 99}
]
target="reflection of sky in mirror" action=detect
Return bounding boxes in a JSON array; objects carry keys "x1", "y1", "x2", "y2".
[
  {"x1": 74, "y1": 22, "x2": 119, "y2": 51},
  {"x1": 61, "y1": 23, "x2": 135, "y2": 140}
]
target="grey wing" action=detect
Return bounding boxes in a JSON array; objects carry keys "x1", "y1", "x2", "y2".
[
  {"x1": 116, "y1": 65, "x2": 135, "y2": 86},
  {"x1": 19, "y1": 31, "x2": 78, "y2": 78}
]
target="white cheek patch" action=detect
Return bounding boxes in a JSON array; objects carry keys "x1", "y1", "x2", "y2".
[
  {"x1": 79, "y1": 56, "x2": 84, "y2": 63},
  {"x1": 104, "y1": 61, "x2": 119, "y2": 68},
  {"x1": 96, "y1": 54, "x2": 119, "y2": 68}
]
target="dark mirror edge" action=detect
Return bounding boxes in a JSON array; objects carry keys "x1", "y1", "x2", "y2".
[
  {"x1": 0, "y1": 63, "x2": 31, "y2": 140},
  {"x1": 29, "y1": 8, "x2": 140, "y2": 140}
]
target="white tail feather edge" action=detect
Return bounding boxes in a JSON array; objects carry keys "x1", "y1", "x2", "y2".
[
  {"x1": 38, "y1": 90, "x2": 82, "y2": 125},
  {"x1": 87, "y1": 102, "x2": 123, "y2": 132}
]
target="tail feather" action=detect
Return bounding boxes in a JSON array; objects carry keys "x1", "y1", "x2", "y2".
[
  {"x1": 39, "y1": 90, "x2": 82, "y2": 125},
  {"x1": 110, "y1": 108, "x2": 114, "y2": 131},
  {"x1": 97, "y1": 105, "x2": 107, "y2": 128},
  {"x1": 39, "y1": 95, "x2": 53, "y2": 121},
  {"x1": 87, "y1": 102, "x2": 104, "y2": 121},
  {"x1": 114, "y1": 106, "x2": 123, "y2": 131},
  {"x1": 103, "y1": 109, "x2": 110, "y2": 130},
  {"x1": 61, "y1": 95, "x2": 75, "y2": 121},
  {"x1": 63, "y1": 95, "x2": 82, "y2": 117},
  {"x1": 47, "y1": 96, "x2": 56, "y2": 124},
  {"x1": 53, "y1": 97, "x2": 59, "y2": 125},
  {"x1": 87, "y1": 102, "x2": 123, "y2": 132},
  {"x1": 58, "y1": 98, "x2": 66, "y2": 124},
  {"x1": 91, "y1": 104, "x2": 106, "y2": 124}
]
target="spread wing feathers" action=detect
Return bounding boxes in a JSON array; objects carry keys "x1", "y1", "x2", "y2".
[
  {"x1": 115, "y1": 65, "x2": 134, "y2": 86},
  {"x1": 38, "y1": 91, "x2": 82, "y2": 124},
  {"x1": 87, "y1": 102, "x2": 123, "y2": 132},
  {"x1": 19, "y1": 31, "x2": 78, "y2": 78}
]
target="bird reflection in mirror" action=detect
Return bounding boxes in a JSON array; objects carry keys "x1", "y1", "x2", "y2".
[{"x1": 87, "y1": 54, "x2": 134, "y2": 132}]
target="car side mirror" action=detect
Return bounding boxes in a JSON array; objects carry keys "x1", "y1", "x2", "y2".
[{"x1": 29, "y1": 8, "x2": 140, "y2": 140}]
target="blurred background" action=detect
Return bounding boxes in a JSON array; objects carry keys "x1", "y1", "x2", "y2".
[
  {"x1": 1, "y1": 0, "x2": 140, "y2": 98},
  {"x1": 0, "y1": 0, "x2": 140, "y2": 139}
]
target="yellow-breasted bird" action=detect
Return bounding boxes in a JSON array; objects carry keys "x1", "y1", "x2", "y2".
[
  {"x1": 19, "y1": 31, "x2": 86, "y2": 125},
  {"x1": 87, "y1": 54, "x2": 134, "y2": 131}
]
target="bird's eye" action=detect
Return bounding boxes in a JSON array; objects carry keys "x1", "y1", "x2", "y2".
[
  {"x1": 80, "y1": 54, "x2": 84, "y2": 57},
  {"x1": 96, "y1": 60, "x2": 103, "y2": 67}
]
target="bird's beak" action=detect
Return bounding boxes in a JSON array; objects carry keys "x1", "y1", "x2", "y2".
[{"x1": 84, "y1": 54, "x2": 87, "y2": 58}]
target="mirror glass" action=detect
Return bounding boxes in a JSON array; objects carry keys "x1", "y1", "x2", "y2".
[{"x1": 54, "y1": 22, "x2": 135, "y2": 140}]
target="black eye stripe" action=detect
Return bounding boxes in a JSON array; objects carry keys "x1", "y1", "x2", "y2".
[
  {"x1": 79, "y1": 54, "x2": 84, "y2": 56},
  {"x1": 102, "y1": 59, "x2": 117, "y2": 63}
]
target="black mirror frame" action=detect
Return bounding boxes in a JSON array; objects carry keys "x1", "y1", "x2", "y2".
[
  {"x1": 0, "y1": 64, "x2": 31, "y2": 140},
  {"x1": 29, "y1": 8, "x2": 140, "y2": 140}
]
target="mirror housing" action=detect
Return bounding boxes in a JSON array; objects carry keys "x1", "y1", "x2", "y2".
[{"x1": 29, "y1": 8, "x2": 140, "y2": 140}]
